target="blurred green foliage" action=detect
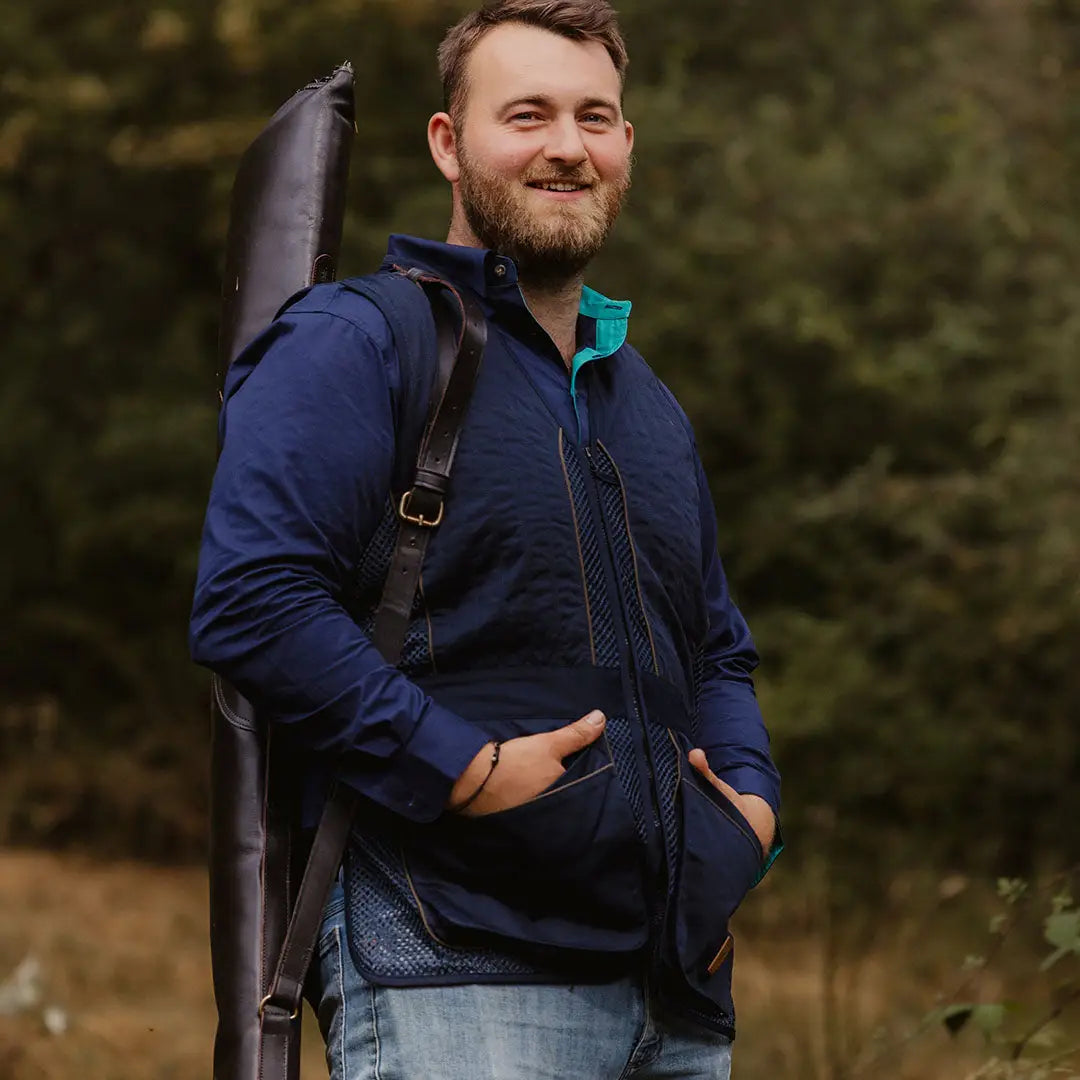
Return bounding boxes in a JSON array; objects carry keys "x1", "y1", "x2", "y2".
[{"x1": 0, "y1": 0, "x2": 1077, "y2": 870}]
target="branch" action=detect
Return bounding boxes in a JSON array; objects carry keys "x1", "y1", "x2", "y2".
[
  {"x1": 848, "y1": 888, "x2": 1029, "y2": 1079},
  {"x1": 1010, "y1": 981, "x2": 1080, "y2": 1062}
]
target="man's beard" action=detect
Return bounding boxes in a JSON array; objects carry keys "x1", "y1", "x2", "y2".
[{"x1": 457, "y1": 145, "x2": 631, "y2": 287}]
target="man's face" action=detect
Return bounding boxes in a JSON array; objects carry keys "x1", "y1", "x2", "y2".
[{"x1": 452, "y1": 22, "x2": 633, "y2": 282}]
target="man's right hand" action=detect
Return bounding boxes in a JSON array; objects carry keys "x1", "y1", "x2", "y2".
[{"x1": 447, "y1": 710, "x2": 607, "y2": 817}]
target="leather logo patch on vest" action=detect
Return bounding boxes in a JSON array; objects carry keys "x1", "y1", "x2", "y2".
[{"x1": 707, "y1": 934, "x2": 734, "y2": 976}]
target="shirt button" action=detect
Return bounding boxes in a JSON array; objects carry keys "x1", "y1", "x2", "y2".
[{"x1": 493, "y1": 264, "x2": 506, "y2": 278}]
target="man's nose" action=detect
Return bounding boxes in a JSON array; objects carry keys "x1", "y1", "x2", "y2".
[{"x1": 542, "y1": 117, "x2": 588, "y2": 167}]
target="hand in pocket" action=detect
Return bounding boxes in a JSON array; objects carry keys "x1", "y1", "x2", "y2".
[
  {"x1": 449, "y1": 710, "x2": 607, "y2": 817},
  {"x1": 687, "y1": 748, "x2": 775, "y2": 856}
]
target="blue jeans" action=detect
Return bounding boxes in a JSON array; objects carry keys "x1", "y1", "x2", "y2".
[{"x1": 315, "y1": 883, "x2": 732, "y2": 1080}]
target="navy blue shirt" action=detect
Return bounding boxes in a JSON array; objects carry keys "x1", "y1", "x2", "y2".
[{"x1": 190, "y1": 235, "x2": 780, "y2": 836}]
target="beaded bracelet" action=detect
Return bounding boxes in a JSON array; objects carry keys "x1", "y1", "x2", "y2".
[{"x1": 450, "y1": 741, "x2": 502, "y2": 813}]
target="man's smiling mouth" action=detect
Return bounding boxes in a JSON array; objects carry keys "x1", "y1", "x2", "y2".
[{"x1": 526, "y1": 181, "x2": 591, "y2": 192}]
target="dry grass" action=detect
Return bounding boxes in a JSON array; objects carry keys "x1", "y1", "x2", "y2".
[
  {"x1": 0, "y1": 850, "x2": 322, "y2": 1079},
  {"x1": 0, "y1": 850, "x2": 1074, "y2": 1079}
]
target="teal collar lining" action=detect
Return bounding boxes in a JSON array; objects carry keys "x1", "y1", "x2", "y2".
[{"x1": 570, "y1": 286, "x2": 631, "y2": 435}]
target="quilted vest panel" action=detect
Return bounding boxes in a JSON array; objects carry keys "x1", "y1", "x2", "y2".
[{"x1": 342, "y1": 307, "x2": 756, "y2": 1038}]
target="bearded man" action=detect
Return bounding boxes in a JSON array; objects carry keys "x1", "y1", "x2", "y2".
[{"x1": 191, "y1": 2, "x2": 782, "y2": 1077}]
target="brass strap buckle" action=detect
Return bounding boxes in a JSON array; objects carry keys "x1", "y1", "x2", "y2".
[
  {"x1": 258, "y1": 992, "x2": 299, "y2": 1021},
  {"x1": 398, "y1": 489, "x2": 444, "y2": 528}
]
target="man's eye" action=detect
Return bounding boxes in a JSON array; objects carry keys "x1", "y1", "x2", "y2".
[
  {"x1": 511, "y1": 112, "x2": 541, "y2": 122},
  {"x1": 581, "y1": 114, "x2": 611, "y2": 125}
]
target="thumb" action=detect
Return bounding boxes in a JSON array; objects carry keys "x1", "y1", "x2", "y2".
[
  {"x1": 547, "y1": 710, "x2": 606, "y2": 758},
  {"x1": 688, "y1": 749, "x2": 739, "y2": 802},
  {"x1": 688, "y1": 748, "x2": 711, "y2": 776}
]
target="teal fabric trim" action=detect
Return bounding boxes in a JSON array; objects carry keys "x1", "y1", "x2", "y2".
[
  {"x1": 750, "y1": 824, "x2": 784, "y2": 889},
  {"x1": 571, "y1": 286, "x2": 631, "y2": 438}
]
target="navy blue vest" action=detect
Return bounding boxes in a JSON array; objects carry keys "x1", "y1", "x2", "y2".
[{"x1": 333, "y1": 271, "x2": 764, "y2": 1038}]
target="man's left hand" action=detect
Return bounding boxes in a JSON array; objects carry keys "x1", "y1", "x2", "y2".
[{"x1": 687, "y1": 748, "x2": 776, "y2": 856}]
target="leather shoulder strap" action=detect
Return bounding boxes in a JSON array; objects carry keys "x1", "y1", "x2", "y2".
[
  {"x1": 338, "y1": 269, "x2": 446, "y2": 496},
  {"x1": 370, "y1": 270, "x2": 486, "y2": 661},
  {"x1": 255, "y1": 272, "x2": 486, "y2": 1060}
]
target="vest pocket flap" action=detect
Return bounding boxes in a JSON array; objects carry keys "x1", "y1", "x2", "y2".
[
  {"x1": 402, "y1": 737, "x2": 649, "y2": 953},
  {"x1": 672, "y1": 772, "x2": 763, "y2": 1010},
  {"x1": 456, "y1": 738, "x2": 607, "y2": 823},
  {"x1": 684, "y1": 770, "x2": 764, "y2": 862}
]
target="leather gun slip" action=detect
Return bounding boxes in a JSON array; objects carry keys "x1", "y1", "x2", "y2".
[{"x1": 210, "y1": 63, "x2": 355, "y2": 1080}]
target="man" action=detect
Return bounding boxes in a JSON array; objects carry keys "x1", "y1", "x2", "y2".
[{"x1": 191, "y1": 2, "x2": 781, "y2": 1077}]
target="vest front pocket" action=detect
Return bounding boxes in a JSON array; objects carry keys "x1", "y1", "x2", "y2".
[
  {"x1": 671, "y1": 761, "x2": 764, "y2": 1012},
  {"x1": 401, "y1": 734, "x2": 650, "y2": 954}
]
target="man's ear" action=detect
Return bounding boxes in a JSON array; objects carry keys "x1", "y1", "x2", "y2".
[
  {"x1": 428, "y1": 112, "x2": 460, "y2": 183},
  {"x1": 624, "y1": 119, "x2": 635, "y2": 157}
]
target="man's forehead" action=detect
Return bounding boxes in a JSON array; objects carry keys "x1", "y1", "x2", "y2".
[{"x1": 465, "y1": 22, "x2": 622, "y2": 108}]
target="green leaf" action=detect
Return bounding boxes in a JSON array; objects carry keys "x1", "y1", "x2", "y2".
[
  {"x1": 1044, "y1": 911, "x2": 1080, "y2": 952},
  {"x1": 997, "y1": 879, "x2": 1029, "y2": 905},
  {"x1": 1051, "y1": 891, "x2": 1075, "y2": 915},
  {"x1": 971, "y1": 1003, "x2": 1007, "y2": 1039},
  {"x1": 941, "y1": 1004, "x2": 975, "y2": 1036},
  {"x1": 937, "y1": 1003, "x2": 1008, "y2": 1041}
]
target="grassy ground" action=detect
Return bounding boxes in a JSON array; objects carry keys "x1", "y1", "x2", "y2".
[{"x1": 0, "y1": 849, "x2": 1074, "y2": 1079}]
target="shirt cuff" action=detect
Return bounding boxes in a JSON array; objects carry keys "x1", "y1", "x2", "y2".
[
  {"x1": 720, "y1": 765, "x2": 784, "y2": 886},
  {"x1": 719, "y1": 765, "x2": 779, "y2": 815},
  {"x1": 341, "y1": 701, "x2": 490, "y2": 824}
]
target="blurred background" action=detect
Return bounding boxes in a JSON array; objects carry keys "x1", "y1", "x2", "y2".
[{"x1": 1, "y1": 0, "x2": 1078, "y2": 1076}]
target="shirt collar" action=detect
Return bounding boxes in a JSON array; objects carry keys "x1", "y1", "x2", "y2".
[
  {"x1": 382, "y1": 234, "x2": 631, "y2": 363},
  {"x1": 576, "y1": 285, "x2": 631, "y2": 357},
  {"x1": 383, "y1": 235, "x2": 518, "y2": 299},
  {"x1": 570, "y1": 285, "x2": 631, "y2": 415}
]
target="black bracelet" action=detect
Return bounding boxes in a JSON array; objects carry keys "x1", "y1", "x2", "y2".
[{"x1": 451, "y1": 741, "x2": 501, "y2": 813}]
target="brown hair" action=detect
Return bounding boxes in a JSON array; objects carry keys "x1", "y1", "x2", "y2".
[{"x1": 438, "y1": 1, "x2": 629, "y2": 120}]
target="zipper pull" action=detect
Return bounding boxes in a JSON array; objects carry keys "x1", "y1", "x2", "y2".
[
  {"x1": 584, "y1": 444, "x2": 603, "y2": 477},
  {"x1": 585, "y1": 442, "x2": 615, "y2": 482}
]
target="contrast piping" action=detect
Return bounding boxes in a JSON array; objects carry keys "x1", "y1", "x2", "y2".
[
  {"x1": 401, "y1": 849, "x2": 461, "y2": 950},
  {"x1": 514, "y1": 762, "x2": 613, "y2": 805},
  {"x1": 558, "y1": 428, "x2": 597, "y2": 666},
  {"x1": 682, "y1": 780, "x2": 763, "y2": 860}
]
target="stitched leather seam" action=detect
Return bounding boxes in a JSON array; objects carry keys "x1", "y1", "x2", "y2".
[
  {"x1": 257, "y1": 726, "x2": 271, "y2": 1063},
  {"x1": 212, "y1": 675, "x2": 258, "y2": 731}
]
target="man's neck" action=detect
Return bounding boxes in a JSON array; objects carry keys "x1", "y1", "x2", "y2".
[
  {"x1": 519, "y1": 276, "x2": 584, "y2": 370},
  {"x1": 442, "y1": 225, "x2": 583, "y2": 369}
]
